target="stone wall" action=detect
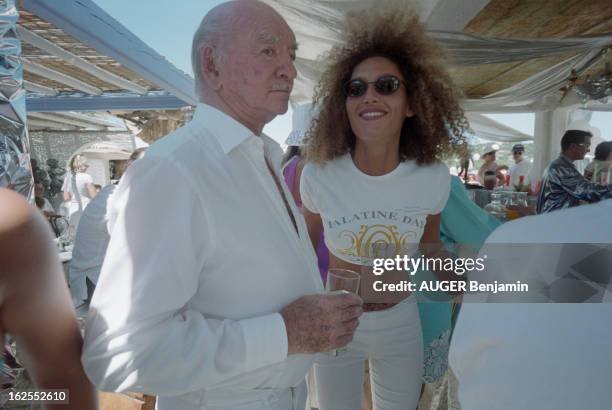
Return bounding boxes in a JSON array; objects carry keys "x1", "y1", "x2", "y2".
[{"x1": 29, "y1": 131, "x2": 137, "y2": 170}]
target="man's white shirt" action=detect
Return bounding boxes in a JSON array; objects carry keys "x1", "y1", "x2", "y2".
[
  {"x1": 508, "y1": 159, "x2": 531, "y2": 189},
  {"x1": 70, "y1": 184, "x2": 115, "y2": 276},
  {"x1": 82, "y1": 104, "x2": 323, "y2": 409},
  {"x1": 68, "y1": 184, "x2": 115, "y2": 306}
]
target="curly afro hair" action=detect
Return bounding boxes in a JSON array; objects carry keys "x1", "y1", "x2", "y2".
[{"x1": 304, "y1": 6, "x2": 469, "y2": 165}]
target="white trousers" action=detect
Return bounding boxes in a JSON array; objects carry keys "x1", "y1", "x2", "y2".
[{"x1": 313, "y1": 297, "x2": 423, "y2": 410}]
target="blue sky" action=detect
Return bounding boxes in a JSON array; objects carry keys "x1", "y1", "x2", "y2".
[
  {"x1": 94, "y1": 0, "x2": 294, "y2": 144},
  {"x1": 94, "y1": 0, "x2": 611, "y2": 145}
]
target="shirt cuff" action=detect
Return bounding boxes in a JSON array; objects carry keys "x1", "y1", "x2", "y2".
[{"x1": 241, "y1": 313, "x2": 288, "y2": 371}]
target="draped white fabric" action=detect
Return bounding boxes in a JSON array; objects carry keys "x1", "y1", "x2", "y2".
[
  {"x1": 263, "y1": 0, "x2": 612, "y2": 111},
  {"x1": 465, "y1": 113, "x2": 533, "y2": 142}
]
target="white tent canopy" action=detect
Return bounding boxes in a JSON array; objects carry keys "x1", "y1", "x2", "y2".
[
  {"x1": 466, "y1": 113, "x2": 533, "y2": 142},
  {"x1": 263, "y1": 0, "x2": 612, "y2": 112}
]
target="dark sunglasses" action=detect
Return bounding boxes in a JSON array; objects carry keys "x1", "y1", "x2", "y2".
[{"x1": 343, "y1": 75, "x2": 406, "y2": 98}]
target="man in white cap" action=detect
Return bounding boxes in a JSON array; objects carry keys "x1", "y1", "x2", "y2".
[{"x1": 508, "y1": 143, "x2": 532, "y2": 191}]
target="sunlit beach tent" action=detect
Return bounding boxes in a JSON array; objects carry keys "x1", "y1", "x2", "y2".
[{"x1": 262, "y1": 0, "x2": 612, "y2": 178}]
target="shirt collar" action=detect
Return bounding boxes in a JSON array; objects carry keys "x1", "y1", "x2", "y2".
[{"x1": 191, "y1": 103, "x2": 256, "y2": 155}]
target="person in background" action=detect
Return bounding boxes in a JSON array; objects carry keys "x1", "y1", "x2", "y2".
[
  {"x1": 282, "y1": 104, "x2": 329, "y2": 282},
  {"x1": 415, "y1": 175, "x2": 501, "y2": 401},
  {"x1": 456, "y1": 143, "x2": 472, "y2": 185},
  {"x1": 0, "y1": 188, "x2": 98, "y2": 409},
  {"x1": 584, "y1": 140, "x2": 612, "y2": 185},
  {"x1": 508, "y1": 143, "x2": 532, "y2": 192},
  {"x1": 34, "y1": 181, "x2": 55, "y2": 217},
  {"x1": 69, "y1": 148, "x2": 147, "y2": 310},
  {"x1": 477, "y1": 144, "x2": 499, "y2": 185},
  {"x1": 82, "y1": 2, "x2": 362, "y2": 409},
  {"x1": 61, "y1": 154, "x2": 96, "y2": 235},
  {"x1": 537, "y1": 129, "x2": 612, "y2": 213}
]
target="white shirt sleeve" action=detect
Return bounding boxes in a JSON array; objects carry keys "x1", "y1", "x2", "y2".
[
  {"x1": 82, "y1": 157, "x2": 288, "y2": 395},
  {"x1": 431, "y1": 162, "x2": 451, "y2": 214},
  {"x1": 299, "y1": 164, "x2": 320, "y2": 213}
]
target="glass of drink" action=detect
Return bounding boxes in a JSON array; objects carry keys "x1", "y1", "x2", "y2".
[
  {"x1": 325, "y1": 269, "x2": 360, "y2": 356},
  {"x1": 326, "y1": 268, "x2": 361, "y2": 294},
  {"x1": 483, "y1": 171, "x2": 497, "y2": 190}
]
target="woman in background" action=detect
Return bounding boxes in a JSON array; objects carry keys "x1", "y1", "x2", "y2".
[
  {"x1": 415, "y1": 175, "x2": 500, "y2": 404},
  {"x1": 282, "y1": 104, "x2": 330, "y2": 282}
]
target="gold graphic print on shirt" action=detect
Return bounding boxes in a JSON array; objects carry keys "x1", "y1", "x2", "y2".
[{"x1": 338, "y1": 224, "x2": 418, "y2": 259}]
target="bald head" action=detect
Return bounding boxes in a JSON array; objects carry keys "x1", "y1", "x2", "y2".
[
  {"x1": 191, "y1": 0, "x2": 297, "y2": 135},
  {"x1": 191, "y1": 0, "x2": 291, "y2": 101}
]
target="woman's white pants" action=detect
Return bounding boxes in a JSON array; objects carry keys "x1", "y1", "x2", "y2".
[{"x1": 313, "y1": 297, "x2": 423, "y2": 410}]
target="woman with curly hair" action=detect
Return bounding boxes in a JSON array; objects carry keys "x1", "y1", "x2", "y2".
[{"x1": 299, "y1": 7, "x2": 468, "y2": 409}]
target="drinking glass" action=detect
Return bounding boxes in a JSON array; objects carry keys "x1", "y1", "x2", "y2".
[
  {"x1": 484, "y1": 192, "x2": 507, "y2": 222},
  {"x1": 325, "y1": 269, "x2": 360, "y2": 355},
  {"x1": 326, "y1": 268, "x2": 361, "y2": 294}
]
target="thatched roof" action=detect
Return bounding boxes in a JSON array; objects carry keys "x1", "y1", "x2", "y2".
[
  {"x1": 455, "y1": 0, "x2": 612, "y2": 97},
  {"x1": 19, "y1": 9, "x2": 158, "y2": 94}
]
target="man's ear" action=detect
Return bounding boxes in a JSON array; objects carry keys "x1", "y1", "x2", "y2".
[{"x1": 201, "y1": 46, "x2": 222, "y2": 91}]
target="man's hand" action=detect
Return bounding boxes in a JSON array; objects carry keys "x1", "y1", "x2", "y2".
[{"x1": 281, "y1": 293, "x2": 363, "y2": 355}]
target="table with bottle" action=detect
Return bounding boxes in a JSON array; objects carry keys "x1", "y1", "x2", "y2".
[{"x1": 469, "y1": 188, "x2": 537, "y2": 223}]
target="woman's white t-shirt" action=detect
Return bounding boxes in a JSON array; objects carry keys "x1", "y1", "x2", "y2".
[{"x1": 300, "y1": 154, "x2": 451, "y2": 265}]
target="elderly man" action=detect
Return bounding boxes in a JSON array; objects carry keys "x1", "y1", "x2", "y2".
[
  {"x1": 537, "y1": 129, "x2": 612, "y2": 213},
  {"x1": 82, "y1": 2, "x2": 362, "y2": 410}
]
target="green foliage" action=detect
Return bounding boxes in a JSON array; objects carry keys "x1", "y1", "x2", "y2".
[{"x1": 32, "y1": 157, "x2": 65, "y2": 200}]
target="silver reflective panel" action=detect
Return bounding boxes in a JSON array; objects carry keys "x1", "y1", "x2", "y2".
[{"x1": 0, "y1": 0, "x2": 32, "y2": 200}]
